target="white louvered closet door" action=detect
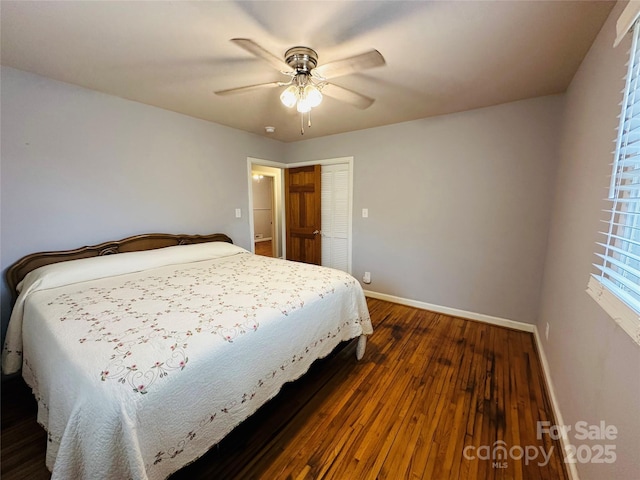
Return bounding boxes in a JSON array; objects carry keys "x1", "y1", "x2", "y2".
[{"x1": 321, "y1": 164, "x2": 350, "y2": 272}]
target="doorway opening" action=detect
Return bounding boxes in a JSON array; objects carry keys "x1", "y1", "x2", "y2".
[
  {"x1": 251, "y1": 173, "x2": 275, "y2": 257},
  {"x1": 248, "y1": 159, "x2": 285, "y2": 259}
]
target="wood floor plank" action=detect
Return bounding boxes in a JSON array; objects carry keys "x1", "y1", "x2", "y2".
[
  {"x1": 479, "y1": 324, "x2": 497, "y2": 480},
  {"x1": 1, "y1": 298, "x2": 570, "y2": 480}
]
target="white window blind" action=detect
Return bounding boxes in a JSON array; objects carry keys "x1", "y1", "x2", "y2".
[{"x1": 587, "y1": 22, "x2": 640, "y2": 346}]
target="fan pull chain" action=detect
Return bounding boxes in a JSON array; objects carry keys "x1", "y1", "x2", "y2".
[{"x1": 299, "y1": 110, "x2": 313, "y2": 136}]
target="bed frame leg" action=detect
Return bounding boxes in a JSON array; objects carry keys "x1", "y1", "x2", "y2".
[{"x1": 356, "y1": 335, "x2": 367, "y2": 360}]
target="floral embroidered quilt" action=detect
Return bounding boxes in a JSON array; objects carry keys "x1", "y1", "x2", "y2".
[{"x1": 2, "y1": 242, "x2": 372, "y2": 479}]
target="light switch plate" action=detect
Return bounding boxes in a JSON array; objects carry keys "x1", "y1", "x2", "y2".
[
  {"x1": 362, "y1": 208, "x2": 369, "y2": 218},
  {"x1": 235, "y1": 208, "x2": 241, "y2": 218}
]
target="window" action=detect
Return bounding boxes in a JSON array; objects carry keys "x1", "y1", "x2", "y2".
[{"x1": 587, "y1": 20, "x2": 640, "y2": 346}]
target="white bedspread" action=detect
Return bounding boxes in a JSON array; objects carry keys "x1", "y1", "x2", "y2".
[{"x1": 2, "y1": 243, "x2": 372, "y2": 480}]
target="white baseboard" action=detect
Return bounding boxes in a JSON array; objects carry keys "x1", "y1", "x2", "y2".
[
  {"x1": 532, "y1": 327, "x2": 580, "y2": 480},
  {"x1": 363, "y1": 290, "x2": 535, "y2": 332},
  {"x1": 363, "y1": 289, "x2": 577, "y2": 479}
]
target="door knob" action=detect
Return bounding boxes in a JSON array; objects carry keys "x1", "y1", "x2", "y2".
[{"x1": 313, "y1": 230, "x2": 321, "y2": 235}]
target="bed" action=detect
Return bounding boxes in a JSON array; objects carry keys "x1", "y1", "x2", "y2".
[{"x1": 2, "y1": 233, "x2": 373, "y2": 480}]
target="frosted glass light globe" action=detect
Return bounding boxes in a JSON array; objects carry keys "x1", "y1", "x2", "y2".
[
  {"x1": 280, "y1": 85, "x2": 298, "y2": 108},
  {"x1": 297, "y1": 98, "x2": 311, "y2": 113},
  {"x1": 304, "y1": 85, "x2": 323, "y2": 108}
]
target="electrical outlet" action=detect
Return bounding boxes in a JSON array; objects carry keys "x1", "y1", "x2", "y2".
[
  {"x1": 363, "y1": 271, "x2": 371, "y2": 284},
  {"x1": 545, "y1": 322, "x2": 550, "y2": 341}
]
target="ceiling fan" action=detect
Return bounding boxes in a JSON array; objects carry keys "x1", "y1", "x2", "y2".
[{"x1": 215, "y1": 39, "x2": 386, "y2": 133}]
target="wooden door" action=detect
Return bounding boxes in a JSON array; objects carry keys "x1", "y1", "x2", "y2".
[{"x1": 285, "y1": 165, "x2": 321, "y2": 265}]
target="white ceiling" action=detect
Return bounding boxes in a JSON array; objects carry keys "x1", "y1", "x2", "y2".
[{"x1": 1, "y1": 1, "x2": 614, "y2": 143}]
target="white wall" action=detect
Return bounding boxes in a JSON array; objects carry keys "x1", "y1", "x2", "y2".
[
  {"x1": 285, "y1": 95, "x2": 564, "y2": 324},
  {"x1": 0, "y1": 66, "x2": 284, "y2": 339},
  {"x1": 537, "y1": 2, "x2": 640, "y2": 479}
]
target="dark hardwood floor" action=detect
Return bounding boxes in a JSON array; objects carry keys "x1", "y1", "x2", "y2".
[{"x1": 1, "y1": 298, "x2": 569, "y2": 479}]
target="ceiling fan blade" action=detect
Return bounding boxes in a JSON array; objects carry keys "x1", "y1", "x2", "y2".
[
  {"x1": 215, "y1": 82, "x2": 281, "y2": 96},
  {"x1": 230, "y1": 38, "x2": 290, "y2": 72},
  {"x1": 322, "y1": 83, "x2": 375, "y2": 109},
  {"x1": 314, "y1": 50, "x2": 385, "y2": 80}
]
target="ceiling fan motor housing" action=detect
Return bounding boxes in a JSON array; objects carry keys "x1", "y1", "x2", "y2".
[{"x1": 285, "y1": 46, "x2": 318, "y2": 73}]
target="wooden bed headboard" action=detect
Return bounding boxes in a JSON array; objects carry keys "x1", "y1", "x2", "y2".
[{"x1": 6, "y1": 233, "x2": 233, "y2": 299}]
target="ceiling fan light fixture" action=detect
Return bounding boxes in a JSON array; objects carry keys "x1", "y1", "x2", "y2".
[
  {"x1": 304, "y1": 84, "x2": 323, "y2": 108},
  {"x1": 280, "y1": 77, "x2": 322, "y2": 113},
  {"x1": 280, "y1": 85, "x2": 298, "y2": 108},
  {"x1": 296, "y1": 97, "x2": 312, "y2": 113}
]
